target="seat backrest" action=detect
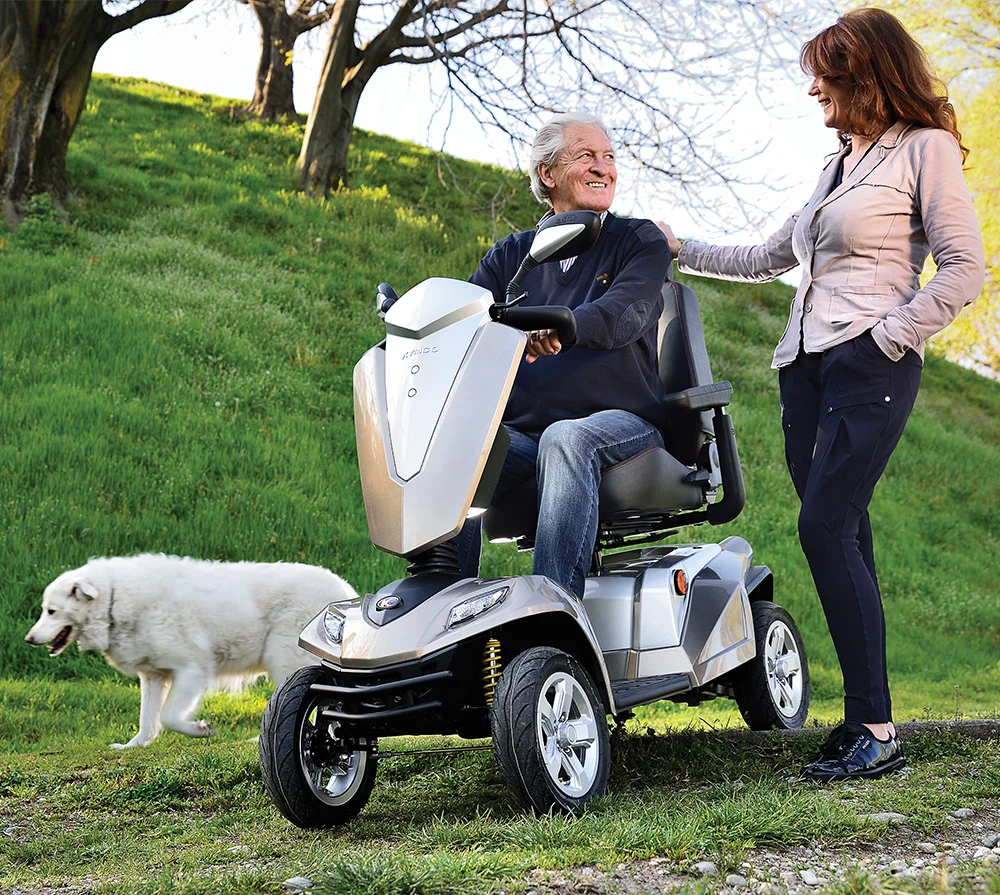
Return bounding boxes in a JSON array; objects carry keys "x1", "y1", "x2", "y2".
[{"x1": 656, "y1": 277, "x2": 715, "y2": 465}]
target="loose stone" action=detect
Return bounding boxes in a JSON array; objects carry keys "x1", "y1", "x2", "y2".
[
  {"x1": 798, "y1": 869, "x2": 822, "y2": 886},
  {"x1": 726, "y1": 874, "x2": 749, "y2": 887},
  {"x1": 865, "y1": 812, "x2": 908, "y2": 823},
  {"x1": 282, "y1": 878, "x2": 314, "y2": 891},
  {"x1": 952, "y1": 808, "x2": 975, "y2": 819},
  {"x1": 694, "y1": 861, "x2": 719, "y2": 877}
]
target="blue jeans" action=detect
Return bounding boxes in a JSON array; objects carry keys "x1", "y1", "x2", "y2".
[{"x1": 456, "y1": 409, "x2": 664, "y2": 598}]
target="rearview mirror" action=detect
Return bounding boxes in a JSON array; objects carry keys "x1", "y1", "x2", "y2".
[
  {"x1": 528, "y1": 211, "x2": 602, "y2": 264},
  {"x1": 501, "y1": 211, "x2": 602, "y2": 305}
]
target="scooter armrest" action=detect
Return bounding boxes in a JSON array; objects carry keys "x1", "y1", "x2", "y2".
[{"x1": 662, "y1": 381, "x2": 732, "y2": 411}]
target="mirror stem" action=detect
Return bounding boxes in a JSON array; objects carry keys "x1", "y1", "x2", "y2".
[{"x1": 505, "y1": 256, "x2": 539, "y2": 303}]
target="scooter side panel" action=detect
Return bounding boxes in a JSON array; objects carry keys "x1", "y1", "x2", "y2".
[
  {"x1": 686, "y1": 539, "x2": 755, "y2": 685},
  {"x1": 588, "y1": 541, "x2": 755, "y2": 686}
]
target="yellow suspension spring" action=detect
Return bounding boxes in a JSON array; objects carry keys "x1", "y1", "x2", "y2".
[{"x1": 482, "y1": 637, "x2": 502, "y2": 706}]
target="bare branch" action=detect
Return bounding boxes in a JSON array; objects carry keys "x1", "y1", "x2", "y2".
[{"x1": 107, "y1": 0, "x2": 198, "y2": 37}]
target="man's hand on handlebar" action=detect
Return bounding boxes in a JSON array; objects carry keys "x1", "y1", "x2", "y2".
[{"x1": 525, "y1": 329, "x2": 561, "y2": 363}]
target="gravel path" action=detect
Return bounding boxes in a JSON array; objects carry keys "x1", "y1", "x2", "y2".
[
  {"x1": 513, "y1": 720, "x2": 1000, "y2": 895},
  {"x1": 514, "y1": 803, "x2": 1000, "y2": 894}
]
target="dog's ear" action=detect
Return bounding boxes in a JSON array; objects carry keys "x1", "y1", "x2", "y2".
[{"x1": 71, "y1": 580, "x2": 99, "y2": 601}]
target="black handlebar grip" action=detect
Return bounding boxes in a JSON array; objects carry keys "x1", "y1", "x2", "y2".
[{"x1": 497, "y1": 305, "x2": 577, "y2": 348}]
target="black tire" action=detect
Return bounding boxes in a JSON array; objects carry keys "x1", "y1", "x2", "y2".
[
  {"x1": 259, "y1": 665, "x2": 377, "y2": 828},
  {"x1": 732, "y1": 601, "x2": 810, "y2": 730},
  {"x1": 490, "y1": 646, "x2": 611, "y2": 815}
]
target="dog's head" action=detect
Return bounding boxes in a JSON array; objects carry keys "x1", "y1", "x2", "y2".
[{"x1": 25, "y1": 571, "x2": 101, "y2": 656}]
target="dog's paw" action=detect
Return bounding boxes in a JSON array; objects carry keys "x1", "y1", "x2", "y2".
[
  {"x1": 110, "y1": 738, "x2": 150, "y2": 749},
  {"x1": 191, "y1": 720, "x2": 215, "y2": 738}
]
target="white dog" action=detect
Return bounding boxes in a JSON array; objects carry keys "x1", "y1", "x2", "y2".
[{"x1": 25, "y1": 554, "x2": 358, "y2": 748}]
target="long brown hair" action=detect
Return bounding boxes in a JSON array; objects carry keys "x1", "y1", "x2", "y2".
[{"x1": 800, "y1": 8, "x2": 968, "y2": 161}]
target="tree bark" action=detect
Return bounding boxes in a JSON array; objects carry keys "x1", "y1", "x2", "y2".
[
  {"x1": 297, "y1": 0, "x2": 414, "y2": 195},
  {"x1": 0, "y1": 2, "x2": 103, "y2": 224},
  {"x1": 257, "y1": 9, "x2": 298, "y2": 120},
  {"x1": 0, "y1": 0, "x2": 194, "y2": 225},
  {"x1": 245, "y1": 1, "x2": 335, "y2": 122},
  {"x1": 246, "y1": 0, "x2": 276, "y2": 114}
]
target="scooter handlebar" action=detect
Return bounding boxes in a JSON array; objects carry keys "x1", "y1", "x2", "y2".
[{"x1": 493, "y1": 305, "x2": 577, "y2": 348}]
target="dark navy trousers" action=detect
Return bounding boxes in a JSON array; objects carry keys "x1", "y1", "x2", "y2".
[{"x1": 779, "y1": 330, "x2": 922, "y2": 724}]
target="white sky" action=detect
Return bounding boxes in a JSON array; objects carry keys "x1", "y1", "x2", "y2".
[{"x1": 94, "y1": 2, "x2": 838, "y2": 283}]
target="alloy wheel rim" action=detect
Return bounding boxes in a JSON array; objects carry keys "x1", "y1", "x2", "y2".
[
  {"x1": 535, "y1": 670, "x2": 601, "y2": 797},
  {"x1": 298, "y1": 701, "x2": 367, "y2": 805},
  {"x1": 764, "y1": 619, "x2": 804, "y2": 718}
]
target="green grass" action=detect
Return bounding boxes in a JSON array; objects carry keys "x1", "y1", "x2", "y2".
[
  {"x1": 2, "y1": 73, "x2": 1000, "y2": 893},
  {"x1": 2, "y1": 75, "x2": 998, "y2": 712},
  {"x1": 3, "y1": 679, "x2": 1000, "y2": 894}
]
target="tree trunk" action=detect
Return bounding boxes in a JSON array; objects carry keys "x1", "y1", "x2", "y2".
[
  {"x1": 0, "y1": 2, "x2": 103, "y2": 224},
  {"x1": 0, "y1": 0, "x2": 194, "y2": 225},
  {"x1": 246, "y1": 0, "x2": 275, "y2": 114},
  {"x1": 258, "y1": 10, "x2": 298, "y2": 120},
  {"x1": 297, "y1": 0, "x2": 379, "y2": 195}
]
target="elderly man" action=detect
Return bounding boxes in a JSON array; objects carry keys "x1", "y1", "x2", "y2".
[{"x1": 457, "y1": 112, "x2": 671, "y2": 597}]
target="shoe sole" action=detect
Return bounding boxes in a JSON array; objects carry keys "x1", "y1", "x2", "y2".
[{"x1": 801, "y1": 754, "x2": 906, "y2": 783}]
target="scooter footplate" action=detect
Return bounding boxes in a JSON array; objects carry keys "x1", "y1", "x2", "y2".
[{"x1": 611, "y1": 673, "x2": 691, "y2": 710}]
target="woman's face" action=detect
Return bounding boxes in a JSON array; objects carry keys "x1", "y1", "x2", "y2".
[{"x1": 808, "y1": 75, "x2": 854, "y2": 131}]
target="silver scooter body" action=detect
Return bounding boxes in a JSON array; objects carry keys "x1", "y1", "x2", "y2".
[
  {"x1": 261, "y1": 213, "x2": 806, "y2": 827},
  {"x1": 300, "y1": 263, "x2": 758, "y2": 715}
]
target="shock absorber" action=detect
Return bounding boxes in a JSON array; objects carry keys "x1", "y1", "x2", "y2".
[{"x1": 482, "y1": 637, "x2": 502, "y2": 706}]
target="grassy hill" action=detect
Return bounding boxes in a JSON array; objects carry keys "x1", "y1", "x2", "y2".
[{"x1": 2, "y1": 75, "x2": 999, "y2": 723}]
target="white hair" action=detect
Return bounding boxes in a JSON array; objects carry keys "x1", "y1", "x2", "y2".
[{"x1": 528, "y1": 112, "x2": 615, "y2": 206}]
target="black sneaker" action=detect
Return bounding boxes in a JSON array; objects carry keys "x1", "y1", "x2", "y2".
[{"x1": 801, "y1": 722, "x2": 905, "y2": 782}]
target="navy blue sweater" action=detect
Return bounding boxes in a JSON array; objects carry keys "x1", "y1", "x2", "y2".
[{"x1": 471, "y1": 213, "x2": 671, "y2": 434}]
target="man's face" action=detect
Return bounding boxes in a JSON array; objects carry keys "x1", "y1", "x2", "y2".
[{"x1": 539, "y1": 125, "x2": 617, "y2": 215}]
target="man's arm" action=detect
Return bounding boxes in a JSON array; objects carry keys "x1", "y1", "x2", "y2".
[{"x1": 572, "y1": 221, "x2": 671, "y2": 350}]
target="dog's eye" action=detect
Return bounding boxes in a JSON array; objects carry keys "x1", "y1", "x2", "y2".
[{"x1": 47, "y1": 609, "x2": 55, "y2": 615}]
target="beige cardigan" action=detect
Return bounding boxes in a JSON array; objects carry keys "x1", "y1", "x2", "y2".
[{"x1": 678, "y1": 121, "x2": 986, "y2": 367}]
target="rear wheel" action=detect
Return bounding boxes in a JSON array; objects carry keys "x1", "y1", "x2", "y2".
[
  {"x1": 732, "y1": 601, "x2": 810, "y2": 730},
  {"x1": 490, "y1": 646, "x2": 610, "y2": 815},
  {"x1": 259, "y1": 665, "x2": 377, "y2": 828}
]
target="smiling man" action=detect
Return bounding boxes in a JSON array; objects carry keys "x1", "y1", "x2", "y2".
[{"x1": 455, "y1": 112, "x2": 671, "y2": 598}]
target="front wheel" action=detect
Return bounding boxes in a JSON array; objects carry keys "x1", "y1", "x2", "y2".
[
  {"x1": 259, "y1": 665, "x2": 377, "y2": 828},
  {"x1": 490, "y1": 646, "x2": 610, "y2": 815},
  {"x1": 732, "y1": 601, "x2": 810, "y2": 730}
]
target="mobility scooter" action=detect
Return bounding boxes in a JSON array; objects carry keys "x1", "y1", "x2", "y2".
[{"x1": 259, "y1": 211, "x2": 810, "y2": 827}]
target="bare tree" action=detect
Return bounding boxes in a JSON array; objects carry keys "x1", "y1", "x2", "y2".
[
  {"x1": 238, "y1": 0, "x2": 335, "y2": 120},
  {"x1": 297, "y1": 0, "x2": 832, "y2": 216},
  {"x1": 0, "y1": 0, "x2": 196, "y2": 226}
]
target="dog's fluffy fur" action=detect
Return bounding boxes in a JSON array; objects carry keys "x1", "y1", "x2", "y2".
[{"x1": 25, "y1": 554, "x2": 358, "y2": 748}]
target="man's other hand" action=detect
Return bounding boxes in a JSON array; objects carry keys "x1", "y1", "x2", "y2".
[{"x1": 525, "y1": 329, "x2": 561, "y2": 363}]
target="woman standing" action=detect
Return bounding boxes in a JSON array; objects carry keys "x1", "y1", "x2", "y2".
[{"x1": 659, "y1": 8, "x2": 984, "y2": 781}]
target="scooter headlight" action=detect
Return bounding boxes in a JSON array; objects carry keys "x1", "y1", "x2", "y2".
[
  {"x1": 447, "y1": 586, "x2": 509, "y2": 628},
  {"x1": 322, "y1": 605, "x2": 346, "y2": 643}
]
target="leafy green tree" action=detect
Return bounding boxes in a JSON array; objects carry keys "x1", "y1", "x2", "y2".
[{"x1": 0, "y1": 0, "x2": 195, "y2": 226}]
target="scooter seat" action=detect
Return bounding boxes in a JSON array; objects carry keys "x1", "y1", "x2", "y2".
[
  {"x1": 482, "y1": 444, "x2": 704, "y2": 543},
  {"x1": 483, "y1": 276, "x2": 742, "y2": 546}
]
